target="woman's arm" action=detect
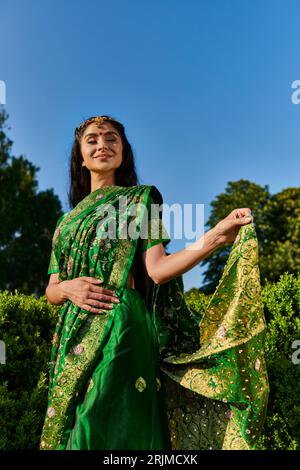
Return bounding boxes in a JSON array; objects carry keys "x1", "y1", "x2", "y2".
[
  {"x1": 142, "y1": 208, "x2": 253, "y2": 285},
  {"x1": 45, "y1": 274, "x2": 120, "y2": 312},
  {"x1": 142, "y1": 227, "x2": 222, "y2": 285},
  {"x1": 45, "y1": 273, "x2": 69, "y2": 305}
]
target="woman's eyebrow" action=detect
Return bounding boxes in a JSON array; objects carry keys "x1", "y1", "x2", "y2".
[{"x1": 84, "y1": 131, "x2": 119, "y2": 140}]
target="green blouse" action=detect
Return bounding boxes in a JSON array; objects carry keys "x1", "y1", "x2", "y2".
[
  {"x1": 139, "y1": 192, "x2": 171, "y2": 252},
  {"x1": 47, "y1": 194, "x2": 171, "y2": 276},
  {"x1": 47, "y1": 213, "x2": 69, "y2": 275}
]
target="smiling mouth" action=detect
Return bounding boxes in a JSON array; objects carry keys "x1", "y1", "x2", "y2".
[{"x1": 93, "y1": 154, "x2": 111, "y2": 159}]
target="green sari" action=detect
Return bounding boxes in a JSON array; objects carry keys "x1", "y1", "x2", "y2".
[{"x1": 40, "y1": 184, "x2": 269, "y2": 450}]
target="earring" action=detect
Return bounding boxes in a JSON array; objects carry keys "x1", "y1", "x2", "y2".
[{"x1": 82, "y1": 161, "x2": 86, "y2": 167}]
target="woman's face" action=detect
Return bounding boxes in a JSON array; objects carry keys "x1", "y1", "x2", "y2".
[{"x1": 80, "y1": 121, "x2": 123, "y2": 175}]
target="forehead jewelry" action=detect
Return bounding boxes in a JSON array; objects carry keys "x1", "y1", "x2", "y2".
[{"x1": 75, "y1": 116, "x2": 116, "y2": 137}]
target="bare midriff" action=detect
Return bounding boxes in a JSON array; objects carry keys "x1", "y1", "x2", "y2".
[{"x1": 125, "y1": 269, "x2": 135, "y2": 289}]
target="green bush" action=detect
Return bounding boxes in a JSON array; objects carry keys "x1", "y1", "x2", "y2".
[
  {"x1": 256, "y1": 273, "x2": 300, "y2": 450},
  {"x1": 1, "y1": 273, "x2": 300, "y2": 449},
  {"x1": 184, "y1": 287, "x2": 211, "y2": 319},
  {"x1": 0, "y1": 290, "x2": 59, "y2": 450}
]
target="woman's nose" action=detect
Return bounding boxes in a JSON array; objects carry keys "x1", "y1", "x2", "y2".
[{"x1": 97, "y1": 140, "x2": 108, "y2": 151}]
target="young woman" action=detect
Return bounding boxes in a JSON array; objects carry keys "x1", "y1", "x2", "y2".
[{"x1": 40, "y1": 115, "x2": 268, "y2": 450}]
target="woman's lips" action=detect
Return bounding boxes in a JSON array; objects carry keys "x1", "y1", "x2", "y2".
[{"x1": 93, "y1": 154, "x2": 111, "y2": 159}]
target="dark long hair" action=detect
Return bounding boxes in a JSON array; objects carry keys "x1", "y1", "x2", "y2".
[
  {"x1": 68, "y1": 115, "x2": 139, "y2": 209},
  {"x1": 68, "y1": 115, "x2": 151, "y2": 303}
]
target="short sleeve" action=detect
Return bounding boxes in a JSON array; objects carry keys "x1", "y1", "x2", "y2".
[
  {"x1": 47, "y1": 213, "x2": 68, "y2": 275},
  {"x1": 47, "y1": 248, "x2": 59, "y2": 275},
  {"x1": 139, "y1": 187, "x2": 171, "y2": 253}
]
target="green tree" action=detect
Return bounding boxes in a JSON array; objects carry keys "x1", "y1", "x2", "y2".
[
  {"x1": 259, "y1": 187, "x2": 300, "y2": 284},
  {"x1": 200, "y1": 180, "x2": 300, "y2": 293},
  {"x1": 0, "y1": 108, "x2": 63, "y2": 297},
  {"x1": 200, "y1": 179, "x2": 270, "y2": 293}
]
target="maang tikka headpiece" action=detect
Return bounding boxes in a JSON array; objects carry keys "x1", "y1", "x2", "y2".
[{"x1": 75, "y1": 115, "x2": 117, "y2": 138}]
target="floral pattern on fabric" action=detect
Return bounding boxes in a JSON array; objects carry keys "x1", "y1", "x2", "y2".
[
  {"x1": 41, "y1": 185, "x2": 153, "y2": 449},
  {"x1": 151, "y1": 223, "x2": 269, "y2": 449},
  {"x1": 40, "y1": 184, "x2": 269, "y2": 451},
  {"x1": 139, "y1": 192, "x2": 171, "y2": 252}
]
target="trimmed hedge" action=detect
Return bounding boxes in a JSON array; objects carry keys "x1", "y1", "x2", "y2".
[
  {"x1": 0, "y1": 291, "x2": 58, "y2": 450},
  {"x1": 1, "y1": 273, "x2": 300, "y2": 449},
  {"x1": 256, "y1": 273, "x2": 300, "y2": 450}
]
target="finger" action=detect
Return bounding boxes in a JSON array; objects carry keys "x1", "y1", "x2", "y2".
[
  {"x1": 83, "y1": 277, "x2": 103, "y2": 284},
  {"x1": 89, "y1": 292, "x2": 120, "y2": 303},
  {"x1": 230, "y1": 209, "x2": 244, "y2": 219},
  {"x1": 86, "y1": 297, "x2": 116, "y2": 309},
  {"x1": 231, "y1": 208, "x2": 252, "y2": 219},
  {"x1": 90, "y1": 286, "x2": 119, "y2": 297},
  {"x1": 98, "y1": 302, "x2": 115, "y2": 310},
  {"x1": 80, "y1": 303, "x2": 103, "y2": 314},
  {"x1": 236, "y1": 214, "x2": 253, "y2": 225},
  {"x1": 81, "y1": 303, "x2": 113, "y2": 314},
  {"x1": 238, "y1": 208, "x2": 252, "y2": 217},
  {"x1": 229, "y1": 209, "x2": 240, "y2": 218}
]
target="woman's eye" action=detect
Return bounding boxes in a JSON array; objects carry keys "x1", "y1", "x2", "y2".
[{"x1": 88, "y1": 139, "x2": 116, "y2": 144}]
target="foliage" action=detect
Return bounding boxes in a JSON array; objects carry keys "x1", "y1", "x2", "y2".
[
  {"x1": 1, "y1": 274, "x2": 300, "y2": 449},
  {"x1": 0, "y1": 108, "x2": 63, "y2": 296},
  {"x1": 256, "y1": 273, "x2": 300, "y2": 450},
  {"x1": 201, "y1": 179, "x2": 300, "y2": 293},
  {"x1": 184, "y1": 287, "x2": 211, "y2": 322},
  {"x1": 0, "y1": 289, "x2": 59, "y2": 449}
]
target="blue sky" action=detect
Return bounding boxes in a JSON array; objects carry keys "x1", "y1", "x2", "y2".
[{"x1": 1, "y1": 0, "x2": 300, "y2": 291}]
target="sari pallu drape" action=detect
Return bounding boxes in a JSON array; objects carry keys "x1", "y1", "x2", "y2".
[
  {"x1": 40, "y1": 185, "x2": 157, "y2": 449},
  {"x1": 152, "y1": 223, "x2": 269, "y2": 450},
  {"x1": 40, "y1": 184, "x2": 269, "y2": 450}
]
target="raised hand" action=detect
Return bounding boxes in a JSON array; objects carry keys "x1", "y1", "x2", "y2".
[{"x1": 213, "y1": 208, "x2": 253, "y2": 244}]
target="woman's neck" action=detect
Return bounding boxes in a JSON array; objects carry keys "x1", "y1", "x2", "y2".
[{"x1": 90, "y1": 176, "x2": 116, "y2": 192}]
